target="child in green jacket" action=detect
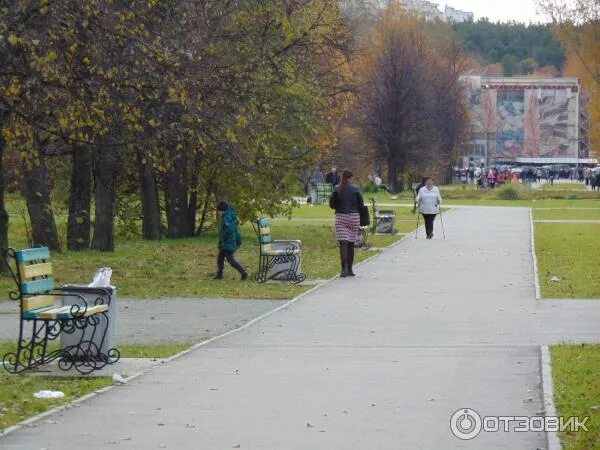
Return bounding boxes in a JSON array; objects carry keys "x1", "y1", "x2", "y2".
[{"x1": 214, "y1": 201, "x2": 248, "y2": 280}]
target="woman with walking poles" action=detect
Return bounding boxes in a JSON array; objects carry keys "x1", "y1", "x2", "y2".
[
  {"x1": 329, "y1": 169, "x2": 365, "y2": 278},
  {"x1": 415, "y1": 177, "x2": 443, "y2": 239}
]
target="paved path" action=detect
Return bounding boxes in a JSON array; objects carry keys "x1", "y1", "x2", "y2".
[
  {"x1": 0, "y1": 298, "x2": 284, "y2": 345},
  {"x1": 2, "y1": 207, "x2": 600, "y2": 449}
]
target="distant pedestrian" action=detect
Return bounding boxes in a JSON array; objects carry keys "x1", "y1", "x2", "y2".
[
  {"x1": 549, "y1": 168, "x2": 555, "y2": 185},
  {"x1": 325, "y1": 167, "x2": 341, "y2": 188},
  {"x1": 584, "y1": 167, "x2": 592, "y2": 186},
  {"x1": 214, "y1": 201, "x2": 248, "y2": 280},
  {"x1": 487, "y1": 169, "x2": 496, "y2": 189},
  {"x1": 416, "y1": 177, "x2": 442, "y2": 240},
  {"x1": 593, "y1": 171, "x2": 600, "y2": 191},
  {"x1": 413, "y1": 177, "x2": 427, "y2": 214},
  {"x1": 330, "y1": 169, "x2": 365, "y2": 277},
  {"x1": 375, "y1": 174, "x2": 392, "y2": 194}
]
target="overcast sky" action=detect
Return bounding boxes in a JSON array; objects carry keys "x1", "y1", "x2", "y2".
[{"x1": 445, "y1": 0, "x2": 548, "y2": 23}]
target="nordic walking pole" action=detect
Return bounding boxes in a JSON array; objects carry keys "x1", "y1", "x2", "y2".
[
  {"x1": 415, "y1": 202, "x2": 420, "y2": 240},
  {"x1": 438, "y1": 206, "x2": 446, "y2": 240}
]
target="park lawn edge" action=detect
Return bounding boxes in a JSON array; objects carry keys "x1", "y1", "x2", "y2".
[
  {"x1": 550, "y1": 344, "x2": 600, "y2": 450},
  {"x1": 0, "y1": 342, "x2": 195, "y2": 432}
]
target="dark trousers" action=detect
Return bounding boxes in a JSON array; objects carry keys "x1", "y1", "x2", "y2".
[
  {"x1": 422, "y1": 214, "x2": 436, "y2": 236},
  {"x1": 217, "y1": 250, "x2": 245, "y2": 275}
]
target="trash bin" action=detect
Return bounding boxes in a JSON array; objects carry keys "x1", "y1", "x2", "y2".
[
  {"x1": 269, "y1": 240, "x2": 302, "y2": 280},
  {"x1": 60, "y1": 285, "x2": 117, "y2": 358},
  {"x1": 375, "y1": 210, "x2": 396, "y2": 234}
]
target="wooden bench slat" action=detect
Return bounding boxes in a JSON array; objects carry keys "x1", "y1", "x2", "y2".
[
  {"x1": 21, "y1": 278, "x2": 55, "y2": 295},
  {"x1": 260, "y1": 235, "x2": 272, "y2": 244},
  {"x1": 22, "y1": 305, "x2": 61, "y2": 320},
  {"x1": 15, "y1": 247, "x2": 50, "y2": 264},
  {"x1": 38, "y1": 306, "x2": 73, "y2": 319},
  {"x1": 76, "y1": 304, "x2": 108, "y2": 318},
  {"x1": 22, "y1": 295, "x2": 56, "y2": 312},
  {"x1": 19, "y1": 262, "x2": 53, "y2": 280},
  {"x1": 259, "y1": 227, "x2": 271, "y2": 235}
]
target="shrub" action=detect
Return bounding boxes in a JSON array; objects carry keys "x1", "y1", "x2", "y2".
[{"x1": 495, "y1": 184, "x2": 521, "y2": 200}]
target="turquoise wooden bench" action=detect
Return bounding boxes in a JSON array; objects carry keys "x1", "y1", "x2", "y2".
[
  {"x1": 1, "y1": 247, "x2": 120, "y2": 375},
  {"x1": 252, "y1": 219, "x2": 306, "y2": 284}
]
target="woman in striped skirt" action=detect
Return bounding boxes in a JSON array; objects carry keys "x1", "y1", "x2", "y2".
[{"x1": 329, "y1": 169, "x2": 365, "y2": 277}]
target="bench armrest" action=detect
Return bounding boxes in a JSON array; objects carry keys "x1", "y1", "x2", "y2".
[
  {"x1": 55, "y1": 286, "x2": 113, "y2": 307},
  {"x1": 271, "y1": 240, "x2": 302, "y2": 250}
]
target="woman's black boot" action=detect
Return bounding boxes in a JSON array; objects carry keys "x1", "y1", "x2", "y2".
[
  {"x1": 347, "y1": 242, "x2": 356, "y2": 276},
  {"x1": 339, "y1": 241, "x2": 348, "y2": 277}
]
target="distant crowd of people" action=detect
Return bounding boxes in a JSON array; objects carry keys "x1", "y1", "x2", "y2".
[{"x1": 456, "y1": 164, "x2": 600, "y2": 190}]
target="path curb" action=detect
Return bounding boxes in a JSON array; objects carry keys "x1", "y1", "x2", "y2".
[
  {"x1": 540, "y1": 345, "x2": 562, "y2": 450},
  {"x1": 530, "y1": 208, "x2": 542, "y2": 300}
]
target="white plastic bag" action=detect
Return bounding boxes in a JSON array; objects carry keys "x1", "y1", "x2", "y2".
[
  {"x1": 88, "y1": 267, "x2": 113, "y2": 288},
  {"x1": 34, "y1": 390, "x2": 65, "y2": 399}
]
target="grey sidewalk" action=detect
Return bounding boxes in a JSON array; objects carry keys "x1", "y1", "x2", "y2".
[
  {"x1": 2, "y1": 207, "x2": 600, "y2": 449},
  {"x1": 0, "y1": 298, "x2": 284, "y2": 345}
]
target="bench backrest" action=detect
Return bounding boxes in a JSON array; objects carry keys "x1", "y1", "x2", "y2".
[
  {"x1": 10, "y1": 247, "x2": 56, "y2": 312},
  {"x1": 256, "y1": 218, "x2": 273, "y2": 253},
  {"x1": 315, "y1": 183, "x2": 333, "y2": 196}
]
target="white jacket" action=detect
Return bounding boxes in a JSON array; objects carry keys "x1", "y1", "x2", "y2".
[{"x1": 416, "y1": 186, "x2": 442, "y2": 214}]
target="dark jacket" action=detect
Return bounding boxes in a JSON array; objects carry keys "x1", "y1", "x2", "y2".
[
  {"x1": 329, "y1": 183, "x2": 364, "y2": 214},
  {"x1": 218, "y1": 208, "x2": 242, "y2": 253},
  {"x1": 325, "y1": 172, "x2": 341, "y2": 187}
]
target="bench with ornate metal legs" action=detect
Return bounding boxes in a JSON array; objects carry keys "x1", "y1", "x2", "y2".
[
  {"x1": 252, "y1": 218, "x2": 306, "y2": 284},
  {"x1": 314, "y1": 183, "x2": 334, "y2": 205},
  {"x1": 1, "y1": 247, "x2": 120, "y2": 375}
]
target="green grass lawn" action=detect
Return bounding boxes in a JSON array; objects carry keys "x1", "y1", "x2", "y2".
[
  {"x1": 0, "y1": 372, "x2": 112, "y2": 432},
  {"x1": 533, "y1": 209, "x2": 600, "y2": 220},
  {"x1": 287, "y1": 204, "x2": 416, "y2": 219},
  {"x1": 535, "y1": 223, "x2": 600, "y2": 299},
  {"x1": 551, "y1": 344, "x2": 600, "y2": 450},
  {"x1": 540, "y1": 182, "x2": 589, "y2": 191},
  {"x1": 0, "y1": 341, "x2": 193, "y2": 432},
  {"x1": 0, "y1": 217, "x2": 407, "y2": 299}
]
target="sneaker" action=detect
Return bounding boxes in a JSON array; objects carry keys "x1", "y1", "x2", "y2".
[
  {"x1": 340, "y1": 271, "x2": 348, "y2": 278},
  {"x1": 213, "y1": 273, "x2": 224, "y2": 280},
  {"x1": 347, "y1": 270, "x2": 356, "y2": 277},
  {"x1": 241, "y1": 271, "x2": 249, "y2": 281}
]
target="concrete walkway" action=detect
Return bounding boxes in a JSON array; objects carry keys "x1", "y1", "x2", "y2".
[
  {"x1": 0, "y1": 298, "x2": 284, "y2": 344},
  {"x1": 2, "y1": 207, "x2": 600, "y2": 449}
]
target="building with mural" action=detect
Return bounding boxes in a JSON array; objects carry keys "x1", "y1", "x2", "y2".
[{"x1": 460, "y1": 76, "x2": 593, "y2": 166}]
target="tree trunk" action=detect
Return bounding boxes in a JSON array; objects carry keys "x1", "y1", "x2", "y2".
[
  {"x1": 187, "y1": 152, "x2": 202, "y2": 236},
  {"x1": 22, "y1": 149, "x2": 61, "y2": 251},
  {"x1": 164, "y1": 151, "x2": 193, "y2": 238},
  {"x1": 92, "y1": 147, "x2": 120, "y2": 251},
  {"x1": 196, "y1": 184, "x2": 213, "y2": 235},
  {"x1": 0, "y1": 130, "x2": 9, "y2": 272},
  {"x1": 67, "y1": 146, "x2": 93, "y2": 250},
  {"x1": 387, "y1": 159, "x2": 399, "y2": 194},
  {"x1": 138, "y1": 150, "x2": 161, "y2": 240}
]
